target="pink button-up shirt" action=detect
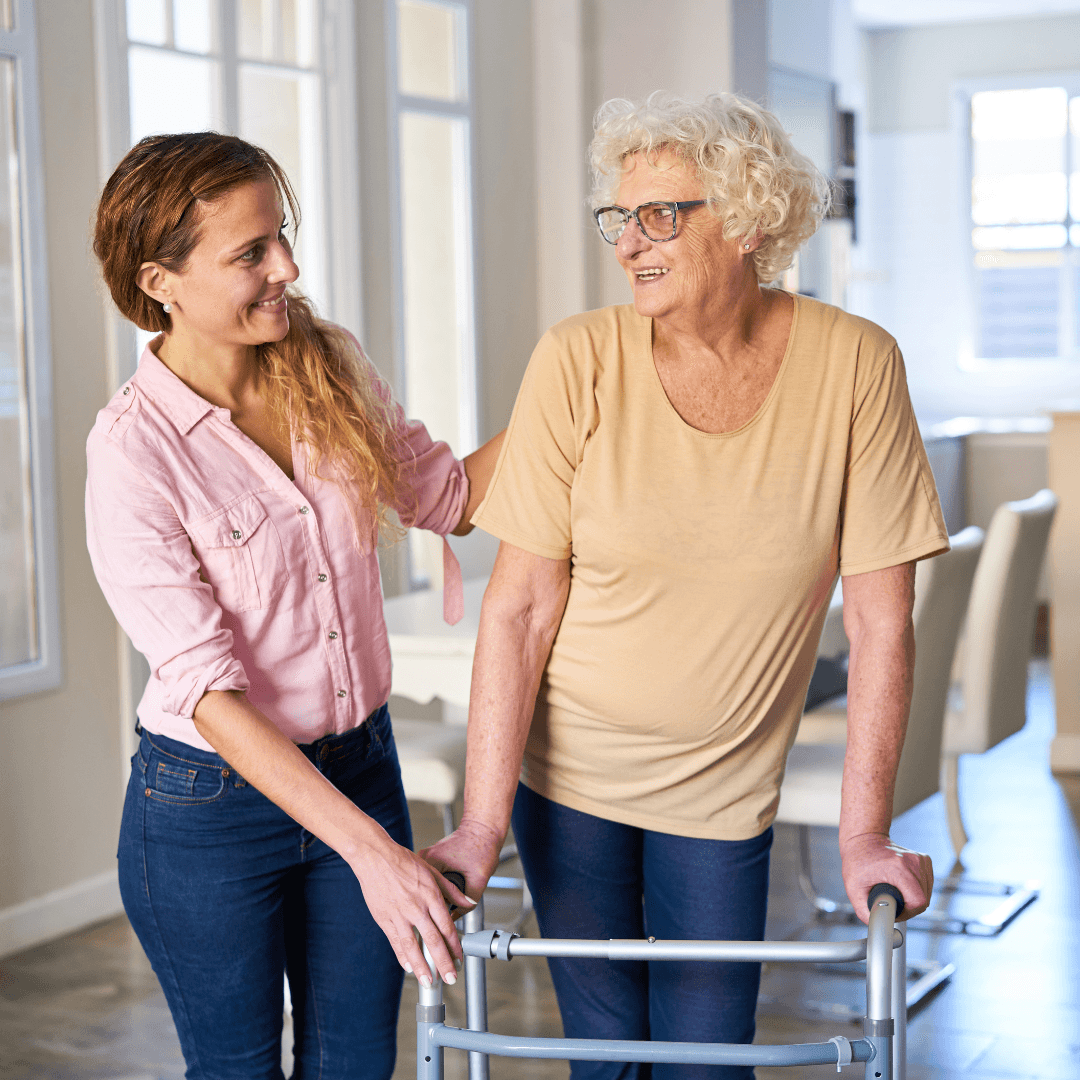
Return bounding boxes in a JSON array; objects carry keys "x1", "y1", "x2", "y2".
[{"x1": 86, "y1": 341, "x2": 468, "y2": 751}]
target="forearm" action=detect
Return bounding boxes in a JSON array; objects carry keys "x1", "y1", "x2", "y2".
[
  {"x1": 452, "y1": 429, "x2": 506, "y2": 535},
  {"x1": 193, "y1": 691, "x2": 387, "y2": 862},
  {"x1": 838, "y1": 561, "x2": 916, "y2": 850},
  {"x1": 838, "y1": 621, "x2": 914, "y2": 849}
]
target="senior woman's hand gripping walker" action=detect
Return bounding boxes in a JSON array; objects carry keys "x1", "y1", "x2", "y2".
[{"x1": 425, "y1": 91, "x2": 946, "y2": 1077}]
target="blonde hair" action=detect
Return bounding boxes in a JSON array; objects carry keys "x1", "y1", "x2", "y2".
[
  {"x1": 590, "y1": 92, "x2": 831, "y2": 283},
  {"x1": 94, "y1": 132, "x2": 413, "y2": 541}
]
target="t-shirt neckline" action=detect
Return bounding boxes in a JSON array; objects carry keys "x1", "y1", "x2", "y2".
[{"x1": 644, "y1": 289, "x2": 801, "y2": 439}]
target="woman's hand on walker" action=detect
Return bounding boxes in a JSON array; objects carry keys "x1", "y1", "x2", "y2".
[
  {"x1": 421, "y1": 816, "x2": 506, "y2": 903},
  {"x1": 347, "y1": 829, "x2": 473, "y2": 986},
  {"x1": 840, "y1": 831, "x2": 933, "y2": 923}
]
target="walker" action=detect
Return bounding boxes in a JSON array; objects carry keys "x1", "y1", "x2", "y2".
[{"x1": 417, "y1": 879, "x2": 907, "y2": 1080}]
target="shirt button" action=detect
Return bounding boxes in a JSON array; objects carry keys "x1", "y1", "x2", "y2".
[
  {"x1": 337, "y1": 689, "x2": 347, "y2": 698},
  {"x1": 231, "y1": 530, "x2": 242, "y2": 540},
  {"x1": 299, "y1": 505, "x2": 310, "y2": 514},
  {"x1": 328, "y1": 631, "x2": 338, "y2": 640},
  {"x1": 318, "y1": 573, "x2": 327, "y2": 582}
]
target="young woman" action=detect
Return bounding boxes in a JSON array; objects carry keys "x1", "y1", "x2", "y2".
[{"x1": 88, "y1": 132, "x2": 502, "y2": 1079}]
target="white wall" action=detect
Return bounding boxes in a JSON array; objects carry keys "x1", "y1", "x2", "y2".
[{"x1": 858, "y1": 13, "x2": 1080, "y2": 421}]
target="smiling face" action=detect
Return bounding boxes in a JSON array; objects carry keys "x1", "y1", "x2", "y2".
[
  {"x1": 613, "y1": 149, "x2": 752, "y2": 324},
  {"x1": 147, "y1": 178, "x2": 300, "y2": 353}
]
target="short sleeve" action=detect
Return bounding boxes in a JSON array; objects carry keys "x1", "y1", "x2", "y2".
[
  {"x1": 86, "y1": 433, "x2": 249, "y2": 717},
  {"x1": 838, "y1": 345, "x2": 950, "y2": 575},
  {"x1": 471, "y1": 329, "x2": 588, "y2": 560}
]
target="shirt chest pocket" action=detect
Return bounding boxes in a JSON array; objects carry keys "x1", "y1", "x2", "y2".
[{"x1": 188, "y1": 494, "x2": 290, "y2": 613}]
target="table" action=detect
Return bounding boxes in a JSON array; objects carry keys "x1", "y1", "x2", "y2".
[{"x1": 384, "y1": 577, "x2": 848, "y2": 710}]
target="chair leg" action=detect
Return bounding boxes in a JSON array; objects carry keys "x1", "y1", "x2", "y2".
[
  {"x1": 941, "y1": 752, "x2": 968, "y2": 862},
  {"x1": 798, "y1": 824, "x2": 852, "y2": 918}
]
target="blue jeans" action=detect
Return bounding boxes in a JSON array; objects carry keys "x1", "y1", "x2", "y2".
[
  {"x1": 512, "y1": 784, "x2": 773, "y2": 1080},
  {"x1": 118, "y1": 705, "x2": 409, "y2": 1080}
]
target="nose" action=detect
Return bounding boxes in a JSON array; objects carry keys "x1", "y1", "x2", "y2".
[
  {"x1": 270, "y1": 238, "x2": 300, "y2": 284},
  {"x1": 615, "y1": 216, "x2": 650, "y2": 262}
]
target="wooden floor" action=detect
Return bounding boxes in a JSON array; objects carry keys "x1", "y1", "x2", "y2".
[{"x1": 2, "y1": 661, "x2": 1077, "y2": 1079}]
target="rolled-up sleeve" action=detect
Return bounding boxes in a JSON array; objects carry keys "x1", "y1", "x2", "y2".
[{"x1": 86, "y1": 433, "x2": 249, "y2": 717}]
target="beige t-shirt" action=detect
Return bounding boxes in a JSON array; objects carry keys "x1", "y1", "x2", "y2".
[{"x1": 473, "y1": 294, "x2": 948, "y2": 840}]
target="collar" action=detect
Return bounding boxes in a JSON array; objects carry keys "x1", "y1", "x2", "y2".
[{"x1": 133, "y1": 341, "x2": 227, "y2": 436}]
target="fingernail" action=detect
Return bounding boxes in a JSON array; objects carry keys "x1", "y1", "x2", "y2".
[
  {"x1": 443, "y1": 971, "x2": 456, "y2": 985},
  {"x1": 419, "y1": 973, "x2": 432, "y2": 988},
  {"x1": 404, "y1": 963, "x2": 413, "y2": 974}
]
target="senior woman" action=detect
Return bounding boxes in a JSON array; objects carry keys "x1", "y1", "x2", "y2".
[{"x1": 426, "y1": 93, "x2": 946, "y2": 1077}]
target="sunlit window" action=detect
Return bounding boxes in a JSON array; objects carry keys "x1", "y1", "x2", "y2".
[
  {"x1": 970, "y1": 86, "x2": 1079, "y2": 360},
  {"x1": 393, "y1": 0, "x2": 476, "y2": 588},
  {"x1": 0, "y1": 1, "x2": 62, "y2": 699},
  {"x1": 124, "y1": 0, "x2": 328, "y2": 324}
]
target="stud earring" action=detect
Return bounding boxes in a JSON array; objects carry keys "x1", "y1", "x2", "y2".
[
  {"x1": 162, "y1": 302, "x2": 172, "y2": 313},
  {"x1": 743, "y1": 243, "x2": 751, "y2": 250}
]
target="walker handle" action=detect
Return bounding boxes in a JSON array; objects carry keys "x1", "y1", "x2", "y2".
[
  {"x1": 443, "y1": 870, "x2": 467, "y2": 893},
  {"x1": 867, "y1": 882, "x2": 905, "y2": 918}
]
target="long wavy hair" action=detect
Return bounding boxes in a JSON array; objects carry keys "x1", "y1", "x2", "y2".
[{"x1": 93, "y1": 132, "x2": 414, "y2": 540}]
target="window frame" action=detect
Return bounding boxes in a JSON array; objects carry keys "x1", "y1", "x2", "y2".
[
  {"x1": 954, "y1": 69, "x2": 1080, "y2": 372},
  {"x1": 0, "y1": 0, "x2": 62, "y2": 701},
  {"x1": 386, "y1": 0, "x2": 479, "y2": 454}
]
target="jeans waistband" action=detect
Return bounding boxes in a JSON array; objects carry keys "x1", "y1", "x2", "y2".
[{"x1": 136, "y1": 703, "x2": 390, "y2": 771}]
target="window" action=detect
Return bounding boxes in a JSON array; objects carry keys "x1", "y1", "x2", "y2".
[
  {"x1": 390, "y1": 0, "x2": 477, "y2": 588},
  {"x1": 0, "y1": 1, "x2": 62, "y2": 700},
  {"x1": 969, "y1": 84, "x2": 1080, "y2": 360}
]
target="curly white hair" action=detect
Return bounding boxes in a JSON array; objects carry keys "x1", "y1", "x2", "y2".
[{"x1": 590, "y1": 92, "x2": 832, "y2": 284}]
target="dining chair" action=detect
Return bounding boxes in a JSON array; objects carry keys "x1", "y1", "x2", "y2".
[
  {"x1": 775, "y1": 527, "x2": 984, "y2": 1012},
  {"x1": 934, "y1": 489, "x2": 1057, "y2": 932}
]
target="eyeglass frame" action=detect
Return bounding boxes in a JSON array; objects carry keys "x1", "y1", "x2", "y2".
[{"x1": 592, "y1": 200, "x2": 709, "y2": 245}]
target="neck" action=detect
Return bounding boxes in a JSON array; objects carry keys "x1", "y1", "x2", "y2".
[
  {"x1": 652, "y1": 273, "x2": 772, "y2": 365},
  {"x1": 156, "y1": 326, "x2": 260, "y2": 411}
]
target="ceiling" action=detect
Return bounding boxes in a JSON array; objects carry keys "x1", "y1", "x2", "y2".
[{"x1": 852, "y1": 0, "x2": 1080, "y2": 28}]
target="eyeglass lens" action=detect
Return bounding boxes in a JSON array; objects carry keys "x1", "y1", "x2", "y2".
[{"x1": 596, "y1": 202, "x2": 678, "y2": 244}]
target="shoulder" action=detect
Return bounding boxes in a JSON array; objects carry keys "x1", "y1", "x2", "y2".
[
  {"x1": 531, "y1": 305, "x2": 645, "y2": 383},
  {"x1": 791, "y1": 293, "x2": 898, "y2": 363}
]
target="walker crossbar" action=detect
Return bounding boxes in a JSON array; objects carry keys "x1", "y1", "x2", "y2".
[
  {"x1": 428, "y1": 1026, "x2": 876, "y2": 1067},
  {"x1": 418, "y1": 884, "x2": 906, "y2": 1080},
  {"x1": 461, "y1": 930, "x2": 899, "y2": 963}
]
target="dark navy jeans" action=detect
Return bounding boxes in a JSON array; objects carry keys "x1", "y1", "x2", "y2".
[
  {"x1": 512, "y1": 784, "x2": 773, "y2": 1080},
  {"x1": 118, "y1": 705, "x2": 409, "y2": 1080}
]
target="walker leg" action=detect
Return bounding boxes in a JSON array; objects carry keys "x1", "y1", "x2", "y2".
[
  {"x1": 891, "y1": 929, "x2": 906, "y2": 1080},
  {"x1": 417, "y1": 944, "x2": 445, "y2": 1080},
  {"x1": 463, "y1": 899, "x2": 490, "y2": 1080}
]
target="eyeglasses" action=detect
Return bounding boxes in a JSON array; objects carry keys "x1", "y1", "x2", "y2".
[{"x1": 593, "y1": 200, "x2": 708, "y2": 245}]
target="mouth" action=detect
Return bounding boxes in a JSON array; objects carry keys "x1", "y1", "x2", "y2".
[
  {"x1": 634, "y1": 267, "x2": 669, "y2": 282},
  {"x1": 252, "y1": 289, "x2": 288, "y2": 312}
]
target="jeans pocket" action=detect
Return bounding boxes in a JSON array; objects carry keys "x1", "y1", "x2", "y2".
[{"x1": 145, "y1": 757, "x2": 227, "y2": 805}]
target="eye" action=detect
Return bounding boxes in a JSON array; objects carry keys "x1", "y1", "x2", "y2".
[{"x1": 238, "y1": 244, "x2": 263, "y2": 264}]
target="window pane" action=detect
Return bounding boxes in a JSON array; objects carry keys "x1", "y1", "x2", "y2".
[
  {"x1": 239, "y1": 65, "x2": 327, "y2": 310},
  {"x1": 398, "y1": 0, "x2": 463, "y2": 101},
  {"x1": 977, "y1": 264, "x2": 1060, "y2": 358},
  {"x1": 971, "y1": 88, "x2": 1067, "y2": 227},
  {"x1": 127, "y1": 0, "x2": 168, "y2": 45},
  {"x1": 399, "y1": 110, "x2": 472, "y2": 453},
  {"x1": 129, "y1": 47, "x2": 219, "y2": 141},
  {"x1": 280, "y1": 0, "x2": 317, "y2": 66},
  {"x1": 239, "y1": 0, "x2": 271, "y2": 60},
  {"x1": 972, "y1": 224, "x2": 1068, "y2": 250},
  {"x1": 173, "y1": 0, "x2": 213, "y2": 54},
  {"x1": 0, "y1": 60, "x2": 37, "y2": 668}
]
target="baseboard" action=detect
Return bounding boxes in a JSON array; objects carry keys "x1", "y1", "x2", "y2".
[
  {"x1": 1050, "y1": 732, "x2": 1080, "y2": 774},
  {"x1": 0, "y1": 869, "x2": 123, "y2": 960}
]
